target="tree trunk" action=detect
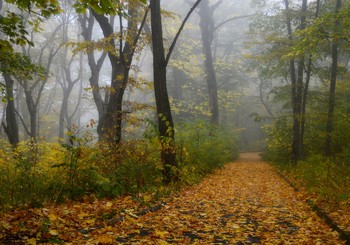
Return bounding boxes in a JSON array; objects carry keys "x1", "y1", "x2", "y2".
[
  {"x1": 78, "y1": 12, "x2": 108, "y2": 139},
  {"x1": 284, "y1": 0, "x2": 308, "y2": 164},
  {"x1": 150, "y1": 0, "x2": 177, "y2": 185},
  {"x1": 199, "y1": 0, "x2": 219, "y2": 126},
  {"x1": 59, "y1": 82, "x2": 76, "y2": 140},
  {"x1": 2, "y1": 75, "x2": 19, "y2": 146},
  {"x1": 324, "y1": 0, "x2": 341, "y2": 157},
  {"x1": 300, "y1": 0, "x2": 320, "y2": 158},
  {"x1": 284, "y1": 0, "x2": 300, "y2": 163},
  {"x1": 23, "y1": 89, "x2": 37, "y2": 139},
  {"x1": 300, "y1": 58, "x2": 311, "y2": 157},
  {"x1": 92, "y1": 2, "x2": 147, "y2": 144}
]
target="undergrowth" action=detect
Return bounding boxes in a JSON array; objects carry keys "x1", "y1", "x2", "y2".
[
  {"x1": 262, "y1": 117, "x2": 350, "y2": 208},
  {"x1": 0, "y1": 121, "x2": 238, "y2": 210},
  {"x1": 263, "y1": 151, "x2": 350, "y2": 208}
]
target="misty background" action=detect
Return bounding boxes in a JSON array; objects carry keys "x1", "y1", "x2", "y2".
[{"x1": 0, "y1": 0, "x2": 277, "y2": 151}]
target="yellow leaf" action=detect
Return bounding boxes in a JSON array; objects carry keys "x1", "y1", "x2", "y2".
[
  {"x1": 232, "y1": 224, "x2": 240, "y2": 229},
  {"x1": 155, "y1": 230, "x2": 167, "y2": 238},
  {"x1": 27, "y1": 238, "x2": 37, "y2": 245},
  {"x1": 49, "y1": 213, "x2": 57, "y2": 222},
  {"x1": 49, "y1": 230, "x2": 59, "y2": 236},
  {"x1": 85, "y1": 219, "x2": 95, "y2": 224},
  {"x1": 158, "y1": 241, "x2": 170, "y2": 245},
  {"x1": 106, "y1": 201, "x2": 113, "y2": 208},
  {"x1": 136, "y1": 223, "x2": 144, "y2": 227},
  {"x1": 96, "y1": 234, "x2": 114, "y2": 243}
]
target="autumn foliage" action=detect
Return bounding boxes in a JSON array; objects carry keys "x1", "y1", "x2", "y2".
[
  {"x1": 0, "y1": 153, "x2": 346, "y2": 244},
  {"x1": 0, "y1": 121, "x2": 237, "y2": 210}
]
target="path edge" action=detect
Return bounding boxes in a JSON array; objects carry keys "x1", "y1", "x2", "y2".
[{"x1": 275, "y1": 168, "x2": 350, "y2": 245}]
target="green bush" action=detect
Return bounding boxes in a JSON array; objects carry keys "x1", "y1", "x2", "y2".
[
  {"x1": 272, "y1": 153, "x2": 350, "y2": 204},
  {"x1": 176, "y1": 120, "x2": 238, "y2": 184},
  {"x1": 261, "y1": 117, "x2": 292, "y2": 163}
]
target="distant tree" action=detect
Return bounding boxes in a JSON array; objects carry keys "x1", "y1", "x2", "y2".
[
  {"x1": 16, "y1": 21, "x2": 62, "y2": 140},
  {"x1": 57, "y1": 52, "x2": 84, "y2": 140},
  {"x1": 0, "y1": 0, "x2": 61, "y2": 145},
  {"x1": 78, "y1": 11, "x2": 107, "y2": 139},
  {"x1": 198, "y1": 0, "x2": 221, "y2": 126},
  {"x1": 54, "y1": 2, "x2": 85, "y2": 141},
  {"x1": 77, "y1": 0, "x2": 149, "y2": 144}
]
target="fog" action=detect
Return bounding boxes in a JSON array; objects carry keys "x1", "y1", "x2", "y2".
[{"x1": 0, "y1": 0, "x2": 273, "y2": 151}]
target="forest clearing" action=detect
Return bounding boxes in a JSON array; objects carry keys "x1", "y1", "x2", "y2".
[{"x1": 0, "y1": 152, "x2": 349, "y2": 244}]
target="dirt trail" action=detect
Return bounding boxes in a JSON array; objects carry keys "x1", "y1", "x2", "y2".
[
  {"x1": 120, "y1": 152, "x2": 343, "y2": 244},
  {"x1": 237, "y1": 152, "x2": 262, "y2": 162},
  {"x1": 0, "y1": 153, "x2": 344, "y2": 244},
  {"x1": 104, "y1": 153, "x2": 343, "y2": 244}
]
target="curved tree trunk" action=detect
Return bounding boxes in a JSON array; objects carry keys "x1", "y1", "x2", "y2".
[
  {"x1": 2, "y1": 75, "x2": 19, "y2": 146},
  {"x1": 78, "y1": 12, "x2": 108, "y2": 139},
  {"x1": 199, "y1": 0, "x2": 219, "y2": 126}
]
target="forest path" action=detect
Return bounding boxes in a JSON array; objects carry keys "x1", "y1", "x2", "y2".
[
  {"x1": 121, "y1": 152, "x2": 342, "y2": 244},
  {"x1": 0, "y1": 153, "x2": 344, "y2": 244}
]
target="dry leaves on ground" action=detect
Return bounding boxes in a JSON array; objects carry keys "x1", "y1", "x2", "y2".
[{"x1": 0, "y1": 152, "x2": 345, "y2": 244}]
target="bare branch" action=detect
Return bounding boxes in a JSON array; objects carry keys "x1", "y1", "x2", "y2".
[
  {"x1": 165, "y1": 0, "x2": 203, "y2": 67},
  {"x1": 15, "y1": 109, "x2": 31, "y2": 136},
  {"x1": 119, "y1": 12, "x2": 124, "y2": 63},
  {"x1": 215, "y1": 14, "x2": 255, "y2": 31},
  {"x1": 129, "y1": 5, "x2": 150, "y2": 62}
]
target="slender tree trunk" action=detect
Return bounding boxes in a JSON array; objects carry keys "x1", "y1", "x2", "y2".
[
  {"x1": 324, "y1": 0, "x2": 342, "y2": 157},
  {"x1": 59, "y1": 83, "x2": 75, "y2": 139},
  {"x1": 300, "y1": 58, "x2": 312, "y2": 157},
  {"x1": 258, "y1": 74, "x2": 274, "y2": 118},
  {"x1": 149, "y1": 0, "x2": 201, "y2": 183},
  {"x1": 23, "y1": 89, "x2": 37, "y2": 139},
  {"x1": 150, "y1": 0, "x2": 177, "y2": 185},
  {"x1": 199, "y1": 0, "x2": 219, "y2": 126},
  {"x1": 284, "y1": 0, "x2": 308, "y2": 163},
  {"x1": 78, "y1": 13, "x2": 108, "y2": 139},
  {"x1": 2, "y1": 75, "x2": 19, "y2": 146},
  {"x1": 284, "y1": 0, "x2": 300, "y2": 164},
  {"x1": 300, "y1": 0, "x2": 320, "y2": 158}
]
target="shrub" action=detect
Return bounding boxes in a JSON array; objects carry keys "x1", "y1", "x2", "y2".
[
  {"x1": 0, "y1": 120, "x2": 238, "y2": 210},
  {"x1": 176, "y1": 120, "x2": 238, "y2": 184},
  {"x1": 261, "y1": 117, "x2": 292, "y2": 163}
]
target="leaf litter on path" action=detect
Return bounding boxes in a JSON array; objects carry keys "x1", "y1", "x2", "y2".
[{"x1": 0, "y1": 152, "x2": 345, "y2": 244}]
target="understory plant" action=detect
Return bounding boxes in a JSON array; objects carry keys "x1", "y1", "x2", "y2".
[
  {"x1": 176, "y1": 120, "x2": 238, "y2": 185},
  {"x1": 262, "y1": 114, "x2": 350, "y2": 206},
  {"x1": 0, "y1": 120, "x2": 238, "y2": 210}
]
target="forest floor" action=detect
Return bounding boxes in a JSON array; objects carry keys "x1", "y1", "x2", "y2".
[{"x1": 0, "y1": 152, "x2": 346, "y2": 244}]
